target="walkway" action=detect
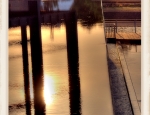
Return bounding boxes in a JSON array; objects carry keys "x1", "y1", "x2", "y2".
[
  {"x1": 102, "y1": 0, "x2": 141, "y2": 114},
  {"x1": 107, "y1": 43, "x2": 134, "y2": 115},
  {"x1": 117, "y1": 42, "x2": 141, "y2": 114}
]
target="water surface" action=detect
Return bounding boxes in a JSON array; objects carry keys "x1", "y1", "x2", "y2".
[{"x1": 9, "y1": 0, "x2": 113, "y2": 115}]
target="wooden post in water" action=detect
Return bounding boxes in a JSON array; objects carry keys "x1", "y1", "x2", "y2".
[
  {"x1": 28, "y1": 0, "x2": 45, "y2": 114},
  {"x1": 65, "y1": 12, "x2": 81, "y2": 115},
  {"x1": 114, "y1": 24, "x2": 115, "y2": 38},
  {"x1": 21, "y1": 18, "x2": 31, "y2": 115}
]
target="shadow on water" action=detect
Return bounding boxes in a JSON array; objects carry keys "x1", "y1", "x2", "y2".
[
  {"x1": 118, "y1": 40, "x2": 141, "y2": 45},
  {"x1": 107, "y1": 39, "x2": 141, "y2": 45}
]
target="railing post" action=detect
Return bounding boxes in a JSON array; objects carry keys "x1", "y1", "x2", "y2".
[
  {"x1": 134, "y1": 19, "x2": 136, "y2": 33},
  {"x1": 116, "y1": 20, "x2": 117, "y2": 33},
  {"x1": 109, "y1": 25, "x2": 110, "y2": 37},
  {"x1": 114, "y1": 25, "x2": 115, "y2": 38}
]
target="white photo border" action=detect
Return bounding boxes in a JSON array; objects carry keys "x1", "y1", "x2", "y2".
[
  {"x1": 0, "y1": 0, "x2": 8, "y2": 115},
  {"x1": 3, "y1": 0, "x2": 150, "y2": 115},
  {"x1": 141, "y1": 0, "x2": 150, "y2": 115}
]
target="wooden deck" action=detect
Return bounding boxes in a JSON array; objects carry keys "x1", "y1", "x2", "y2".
[
  {"x1": 105, "y1": 25, "x2": 141, "y2": 42},
  {"x1": 116, "y1": 32, "x2": 141, "y2": 40},
  {"x1": 105, "y1": 31, "x2": 141, "y2": 43}
]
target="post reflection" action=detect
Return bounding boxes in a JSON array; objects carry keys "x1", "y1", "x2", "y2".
[{"x1": 65, "y1": 12, "x2": 82, "y2": 115}]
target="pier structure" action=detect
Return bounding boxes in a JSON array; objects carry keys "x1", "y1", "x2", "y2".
[{"x1": 102, "y1": 0, "x2": 141, "y2": 114}]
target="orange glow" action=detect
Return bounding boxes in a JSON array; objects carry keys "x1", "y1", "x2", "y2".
[{"x1": 44, "y1": 74, "x2": 55, "y2": 105}]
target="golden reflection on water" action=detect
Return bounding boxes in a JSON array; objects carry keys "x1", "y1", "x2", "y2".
[
  {"x1": 44, "y1": 74, "x2": 56, "y2": 106},
  {"x1": 9, "y1": 22, "x2": 115, "y2": 114},
  {"x1": 9, "y1": 26, "x2": 30, "y2": 41},
  {"x1": 41, "y1": 24, "x2": 66, "y2": 44}
]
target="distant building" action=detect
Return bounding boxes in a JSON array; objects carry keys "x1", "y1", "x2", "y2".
[
  {"x1": 9, "y1": 0, "x2": 74, "y2": 11},
  {"x1": 9, "y1": 0, "x2": 29, "y2": 11}
]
